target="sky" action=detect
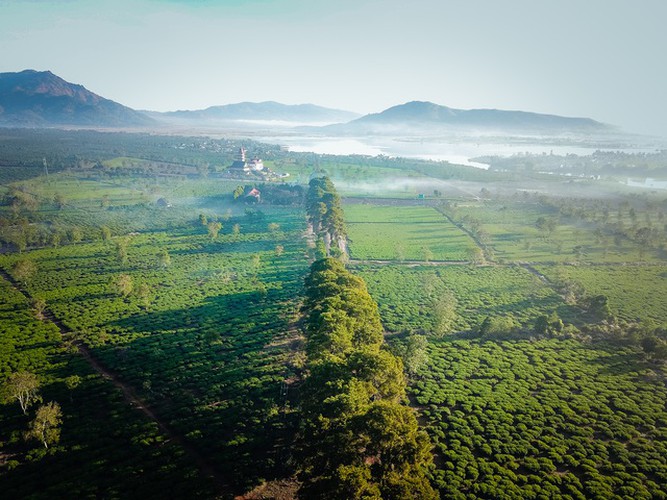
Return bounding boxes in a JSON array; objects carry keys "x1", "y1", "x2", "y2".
[{"x1": 1, "y1": 0, "x2": 665, "y2": 136}]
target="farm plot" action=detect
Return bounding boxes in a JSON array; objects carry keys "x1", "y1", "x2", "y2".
[
  {"x1": 355, "y1": 265, "x2": 571, "y2": 334},
  {"x1": 0, "y1": 278, "x2": 214, "y2": 498},
  {"x1": 536, "y1": 264, "x2": 667, "y2": 324},
  {"x1": 272, "y1": 158, "x2": 437, "y2": 197},
  {"x1": 0, "y1": 207, "x2": 309, "y2": 493},
  {"x1": 413, "y1": 337, "x2": 667, "y2": 498},
  {"x1": 346, "y1": 204, "x2": 475, "y2": 261},
  {"x1": 448, "y1": 201, "x2": 659, "y2": 264}
]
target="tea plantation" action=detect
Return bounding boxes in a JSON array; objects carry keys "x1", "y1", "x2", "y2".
[{"x1": 1, "y1": 129, "x2": 666, "y2": 499}]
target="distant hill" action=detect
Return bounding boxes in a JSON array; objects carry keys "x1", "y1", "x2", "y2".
[
  {"x1": 0, "y1": 70, "x2": 154, "y2": 127},
  {"x1": 153, "y1": 101, "x2": 360, "y2": 124},
  {"x1": 323, "y1": 101, "x2": 611, "y2": 134}
]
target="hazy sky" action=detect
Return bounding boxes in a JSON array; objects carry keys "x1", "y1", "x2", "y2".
[{"x1": 1, "y1": 0, "x2": 665, "y2": 135}]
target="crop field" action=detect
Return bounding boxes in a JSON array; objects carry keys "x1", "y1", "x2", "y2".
[
  {"x1": 536, "y1": 264, "x2": 667, "y2": 324},
  {"x1": 272, "y1": 157, "x2": 438, "y2": 197},
  {"x1": 346, "y1": 204, "x2": 475, "y2": 261},
  {"x1": 446, "y1": 200, "x2": 661, "y2": 264},
  {"x1": 0, "y1": 275, "x2": 214, "y2": 498},
  {"x1": 0, "y1": 204, "x2": 309, "y2": 492},
  {"x1": 1, "y1": 162, "x2": 312, "y2": 494},
  {"x1": 355, "y1": 264, "x2": 570, "y2": 334},
  {"x1": 2, "y1": 129, "x2": 666, "y2": 499},
  {"x1": 413, "y1": 337, "x2": 667, "y2": 498}
]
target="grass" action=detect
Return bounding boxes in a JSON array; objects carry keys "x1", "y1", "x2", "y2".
[{"x1": 346, "y1": 204, "x2": 475, "y2": 261}]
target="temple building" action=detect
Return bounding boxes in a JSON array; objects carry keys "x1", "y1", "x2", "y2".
[{"x1": 229, "y1": 147, "x2": 264, "y2": 172}]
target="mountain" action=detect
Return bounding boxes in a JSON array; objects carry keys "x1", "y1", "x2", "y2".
[
  {"x1": 0, "y1": 70, "x2": 154, "y2": 127},
  {"x1": 323, "y1": 101, "x2": 611, "y2": 135},
  {"x1": 153, "y1": 101, "x2": 360, "y2": 124}
]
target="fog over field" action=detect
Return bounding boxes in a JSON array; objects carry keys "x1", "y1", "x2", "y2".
[{"x1": 1, "y1": 1, "x2": 667, "y2": 499}]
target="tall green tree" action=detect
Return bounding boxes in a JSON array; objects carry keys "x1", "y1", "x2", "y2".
[
  {"x1": 307, "y1": 177, "x2": 347, "y2": 257},
  {"x1": 112, "y1": 274, "x2": 133, "y2": 298},
  {"x1": 299, "y1": 258, "x2": 438, "y2": 498},
  {"x1": 207, "y1": 221, "x2": 222, "y2": 240}
]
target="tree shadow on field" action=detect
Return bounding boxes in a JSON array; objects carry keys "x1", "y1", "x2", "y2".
[
  {"x1": 587, "y1": 345, "x2": 653, "y2": 378},
  {"x1": 96, "y1": 286, "x2": 302, "y2": 495},
  {"x1": 0, "y1": 359, "x2": 215, "y2": 499}
]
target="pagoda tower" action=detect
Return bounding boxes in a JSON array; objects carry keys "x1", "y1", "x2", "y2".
[{"x1": 230, "y1": 147, "x2": 249, "y2": 170}]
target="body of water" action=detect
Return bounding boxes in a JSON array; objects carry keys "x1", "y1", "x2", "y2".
[{"x1": 257, "y1": 134, "x2": 663, "y2": 169}]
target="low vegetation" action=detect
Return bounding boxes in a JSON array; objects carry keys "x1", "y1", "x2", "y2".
[{"x1": 1, "y1": 129, "x2": 665, "y2": 498}]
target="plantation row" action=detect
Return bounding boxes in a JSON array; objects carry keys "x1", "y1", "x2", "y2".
[
  {"x1": 299, "y1": 258, "x2": 438, "y2": 499},
  {"x1": 0, "y1": 207, "x2": 310, "y2": 494},
  {"x1": 413, "y1": 337, "x2": 667, "y2": 499},
  {"x1": 0, "y1": 276, "x2": 215, "y2": 498}
]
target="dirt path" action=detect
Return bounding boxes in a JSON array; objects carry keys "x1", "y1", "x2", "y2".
[
  {"x1": 0, "y1": 267, "x2": 231, "y2": 497},
  {"x1": 517, "y1": 262, "x2": 553, "y2": 285},
  {"x1": 431, "y1": 204, "x2": 495, "y2": 263}
]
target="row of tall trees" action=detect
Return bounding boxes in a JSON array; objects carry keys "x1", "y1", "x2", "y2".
[
  {"x1": 298, "y1": 258, "x2": 438, "y2": 499},
  {"x1": 306, "y1": 177, "x2": 347, "y2": 257}
]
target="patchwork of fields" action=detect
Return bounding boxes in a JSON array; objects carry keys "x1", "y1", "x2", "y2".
[
  {"x1": 347, "y1": 196, "x2": 667, "y2": 497},
  {"x1": 1, "y1": 135, "x2": 666, "y2": 499}
]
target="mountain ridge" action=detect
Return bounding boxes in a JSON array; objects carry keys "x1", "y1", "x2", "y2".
[
  {"x1": 0, "y1": 69, "x2": 154, "y2": 127},
  {"x1": 322, "y1": 100, "x2": 611, "y2": 134},
  {"x1": 150, "y1": 101, "x2": 360, "y2": 124},
  {"x1": 0, "y1": 70, "x2": 613, "y2": 134}
]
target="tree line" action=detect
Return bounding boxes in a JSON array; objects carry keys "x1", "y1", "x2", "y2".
[
  {"x1": 298, "y1": 258, "x2": 438, "y2": 499},
  {"x1": 306, "y1": 177, "x2": 347, "y2": 259}
]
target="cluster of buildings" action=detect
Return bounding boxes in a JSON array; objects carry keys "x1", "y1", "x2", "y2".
[
  {"x1": 226, "y1": 147, "x2": 289, "y2": 184},
  {"x1": 229, "y1": 147, "x2": 264, "y2": 172}
]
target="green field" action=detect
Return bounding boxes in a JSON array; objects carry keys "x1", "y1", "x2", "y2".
[
  {"x1": 1, "y1": 129, "x2": 666, "y2": 499},
  {"x1": 446, "y1": 200, "x2": 664, "y2": 264},
  {"x1": 0, "y1": 272, "x2": 215, "y2": 498},
  {"x1": 346, "y1": 204, "x2": 475, "y2": 261},
  {"x1": 356, "y1": 264, "x2": 570, "y2": 334},
  {"x1": 271, "y1": 157, "x2": 450, "y2": 197},
  {"x1": 0, "y1": 204, "x2": 308, "y2": 492},
  {"x1": 1, "y1": 159, "x2": 312, "y2": 495},
  {"x1": 413, "y1": 337, "x2": 667, "y2": 498},
  {"x1": 537, "y1": 264, "x2": 667, "y2": 324}
]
